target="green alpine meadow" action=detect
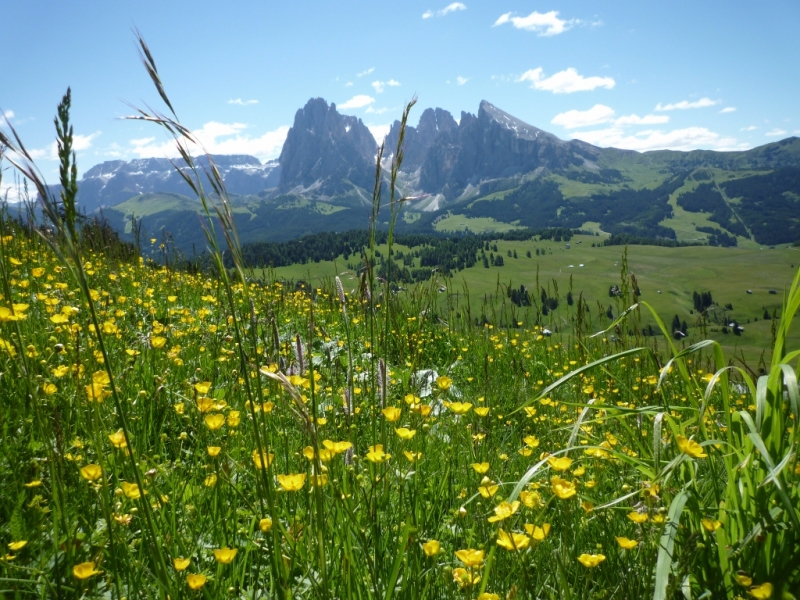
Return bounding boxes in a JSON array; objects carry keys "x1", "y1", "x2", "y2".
[{"x1": 3, "y1": 8, "x2": 800, "y2": 599}]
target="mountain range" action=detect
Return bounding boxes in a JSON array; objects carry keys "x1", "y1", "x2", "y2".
[{"x1": 36, "y1": 98, "x2": 800, "y2": 251}]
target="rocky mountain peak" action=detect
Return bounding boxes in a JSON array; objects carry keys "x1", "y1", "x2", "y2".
[
  {"x1": 478, "y1": 100, "x2": 564, "y2": 144},
  {"x1": 384, "y1": 107, "x2": 458, "y2": 171},
  {"x1": 419, "y1": 100, "x2": 587, "y2": 199},
  {"x1": 278, "y1": 98, "x2": 377, "y2": 195}
]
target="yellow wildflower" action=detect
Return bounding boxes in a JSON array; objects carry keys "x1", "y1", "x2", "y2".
[
  {"x1": 677, "y1": 435, "x2": 707, "y2": 459},
  {"x1": 213, "y1": 547, "x2": 237, "y2": 564},
  {"x1": 496, "y1": 529, "x2": 530, "y2": 551},
  {"x1": 80, "y1": 464, "x2": 103, "y2": 481},
  {"x1": 524, "y1": 523, "x2": 551, "y2": 541},
  {"x1": 454, "y1": 548, "x2": 484, "y2": 568},
  {"x1": 277, "y1": 473, "x2": 306, "y2": 491},
  {"x1": 204, "y1": 413, "x2": 225, "y2": 430},
  {"x1": 73, "y1": 562, "x2": 102, "y2": 579},
  {"x1": 422, "y1": 540, "x2": 440, "y2": 556},
  {"x1": 747, "y1": 583, "x2": 772, "y2": 599},
  {"x1": 186, "y1": 573, "x2": 207, "y2": 590},
  {"x1": 366, "y1": 444, "x2": 391, "y2": 463},
  {"x1": 548, "y1": 456, "x2": 573, "y2": 471},
  {"x1": 382, "y1": 407, "x2": 402, "y2": 422},
  {"x1": 487, "y1": 501, "x2": 520, "y2": 523},
  {"x1": 173, "y1": 557, "x2": 190, "y2": 571},
  {"x1": 394, "y1": 427, "x2": 416, "y2": 440},
  {"x1": 551, "y1": 476, "x2": 576, "y2": 499},
  {"x1": 577, "y1": 553, "x2": 606, "y2": 567}
]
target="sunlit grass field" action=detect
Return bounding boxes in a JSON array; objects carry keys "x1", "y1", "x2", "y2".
[
  {"x1": 260, "y1": 235, "x2": 800, "y2": 365},
  {"x1": 2, "y1": 40, "x2": 800, "y2": 598}
]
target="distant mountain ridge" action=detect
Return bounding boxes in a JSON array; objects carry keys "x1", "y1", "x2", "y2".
[
  {"x1": 29, "y1": 97, "x2": 800, "y2": 250},
  {"x1": 75, "y1": 155, "x2": 280, "y2": 212}
]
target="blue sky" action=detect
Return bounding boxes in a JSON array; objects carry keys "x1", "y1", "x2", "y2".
[{"x1": 2, "y1": 0, "x2": 799, "y2": 196}]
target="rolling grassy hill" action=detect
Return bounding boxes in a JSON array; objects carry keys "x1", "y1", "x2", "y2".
[{"x1": 250, "y1": 233, "x2": 800, "y2": 364}]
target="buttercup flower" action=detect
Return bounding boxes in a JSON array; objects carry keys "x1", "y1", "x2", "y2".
[
  {"x1": 277, "y1": 473, "x2": 306, "y2": 491},
  {"x1": 496, "y1": 529, "x2": 530, "y2": 551},
  {"x1": 551, "y1": 476, "x2": 576, "y2": 499},
  {"x1": 677, "y1": 435, "x2": 707, "y2": 459},
  {"x1": 577, "y1": 553, "x2": 606, "y2": 567},
  {"x1": 422, "y1": 539, "x2": 440, "y2": 556},
  {"x1": 186, "y1": 573, "x2": 207, "y2": 590},
  {"x1": 524, "y1": 523, "x2": 550, "y2": 541},
  {"x1": 213, "y1": 547, "x2": 238, "y2": 564},
  {"x1": 454, "y1": 548, "x2": 484, "y2": 568},
  {"x1": 73, "y1": 562, "x2": 101, "y2": 579},
  {"x1": 80, "y1": 464, "x2": 102, "y2": 481},
  {"x1": 747, "y1": 583, "x2": 772, "y2": 599},
  {"x1": 487, "y1": 501, "x2": 520, "y2": 523}
]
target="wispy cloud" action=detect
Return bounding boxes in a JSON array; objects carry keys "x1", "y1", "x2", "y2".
[
  {"x1": 357, "y1": 68, "x2": 375, "y2": 77},
  {"x1": 456, "y1": 76, "x2": 469, "y2": 86},
  {"x1": 494, "y1": 10, "x2": 575, "y2": 36},
  {"x1": 423, "y1": 2, "x2": 466, "y2": 19},
  {"x1": 614, "y1": 113, "x2": 669, "y2": 126},
  {"x1": 518, "y1": 68, "x2": 615, "y2": 93},
  {"x1": 345, "y1": 81, "x2": 353, "y2": 87},
  {"x1": 719, "y1": 106, "x2": 736, "y2": 114},
  {"x1": 228, "y1": 99, "x2": 258, "y2": 106},
  {"x1": 552, "y1": 105, "x2": 669, "y2": 129},
  {"x1": 571, "y1": 126, "x2": 741, "y2": 152},
  {"x1": 129, "y1": 122, "x2": 289, "y2": 161},
  {"x1": 552, "y1": 105, "x2": 615, "y2": 129},
  {"x1": 339, "y1": 95, "x2": 375, "y2": 110},
  {"x1": 29, "y1": 132, "x2": 101, "y2": 160},
  {"x1": 765, "y1": 128, "x2": 787, "y2": 137},
  {"x1": 741, "y1": 125, "x2": 757, "y2": 131},
  {"x1": 655, "y1": 97, "x2": 719, "y2": 111},
  {"x1": 371, "y1": 80, "x2": 400, "y2": 94},
  {"x1": 365, "y1": 106, "x2": 394, "y2": 115},
  {"x1": 2, "y1": 110, "x2": 14, "y2": 119}
]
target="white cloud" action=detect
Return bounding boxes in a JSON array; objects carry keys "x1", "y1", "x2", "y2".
[
  {"x1": 552, "y1": 106, "x2": 670, "y2": 129},
  {"x1": 423, "y1": 2, "x2": 466, "y2": 19},
  {"x1": 368, "y1": 124, "x2": 392, "y2": 144},
  {"x1": 339, "y1": 95, "x2": 375, "y2": 110},
  {"x1": 551, "y1": 105, "x2": 615, "y2": 129},
  {"x1": 371, "y1": 79, "x2": 400, "y2": 93},
  {"x1": 614, "y1": 113, "x2": 669, "y2": 126},
  {"x1": 0, "y1": 181, "x2": 23, "y2": 203},
  {"x1": 494, "y1": 10, "x2": 575, "y2": 36},
  {"x1": 366, "y1": 106, "x2": 392, "y2": 115},
  {"x1": 357, "y1": 68, "x2": 375, "y2": 77},
  {"x1": 518, "y1": 67, "x2": 615, "y2": 93},
  {"x1": 456, "y1": 76, "x2": 469, "y2": 86},
  {"x1": 765, "y1": 128, "x2": 787, "y2": 137},
  {"x1": 129, "y1": 122, "x2": 289, "y2": 162},
  {"x1": 571, "y1": 126, "x2": 740, "y2": 152},
  {"x1": 345, "y1": 81, "x2": 353, "y2": 87},
  {"x1": 655, "y1": 97, "x2": 719, "y2": 111},
  {"x1": 227, "y1": 98, "x2": 258, "y2": 106},
  {"x1": 2, "y1": 110, "x2": 14, "y2": 119},
  {"x1": 29, "y1": 132, "x2": 101, "y2": 161},
  {"x1": 719, "y1": 106, "x2": 736, "y2": 114}
]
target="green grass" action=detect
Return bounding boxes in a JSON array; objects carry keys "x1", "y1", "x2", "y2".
[
  {"x1": 433, "y1": 214, "x2": 522, "y2": 234},
  {"x1": 262, "y1": 234, "x2": 800, "y2": 363}
]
